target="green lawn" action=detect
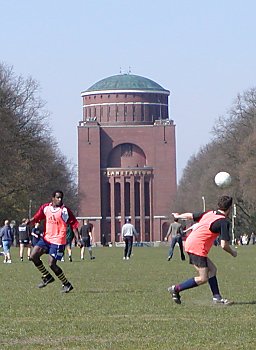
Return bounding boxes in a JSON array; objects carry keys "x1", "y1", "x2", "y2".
[{"x1": 0, "y1": 244, "x2": 255, "y2": 350}]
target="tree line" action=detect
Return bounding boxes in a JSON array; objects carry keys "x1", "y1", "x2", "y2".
[
  {"x1": 0, "y1": 63, "x2": 77, "y2": 223},
  {"x1": 175, "y1": 87, "x2": 256, "y2": 238}
]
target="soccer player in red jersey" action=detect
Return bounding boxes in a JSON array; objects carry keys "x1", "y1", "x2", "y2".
[
  {"x1": 26, "y1": 190, "x2": 81, "y2": 293},
  {"x1": 168, "y1": 195, "x2": 237, "y2": 305}
]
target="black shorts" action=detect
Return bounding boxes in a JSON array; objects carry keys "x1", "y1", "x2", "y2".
[
  {"x1": 19, "y1": 239, "x2": 31, "y2": 246},
  {"x1": 188, "y1": 253, "x2": 208, "y2": 268},
  {"x1": 81, "y1": 237, "x2": 91, "y2": 248}
]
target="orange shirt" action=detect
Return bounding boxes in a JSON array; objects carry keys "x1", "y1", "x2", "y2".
[
  {"x1": 32, "y1": 202, "x2": 79, "y2": 245},
  {"x1": 44, "y1": 205, "x2": 67, "y2": 245},
  {"x1": 185, "y1": 211, "x2": 225, "y2": 257}
]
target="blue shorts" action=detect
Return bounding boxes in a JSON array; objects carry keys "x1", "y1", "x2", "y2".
[
  {"x1": 36, "y1": 238, "x2": 65, "y2": 261},
  {"x1": 2, "y1": 240, "x2": 12, "y2": 253}
]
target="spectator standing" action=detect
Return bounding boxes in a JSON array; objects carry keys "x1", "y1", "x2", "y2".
[
  {"x1": 65, "y1": 224, "x2": 74, "y2": 262},
  {"x1": 18, "y1": 218, "x2": 32, "y2": 261},
  {"x1": 122, "y1": 219, "x2": 137, "y2": 260},
  {"x1": 0, "y1": 220, "x2": 14, "y2": 263},
  {"x1": 251, "y1": 232, "x2": 255, "y2": 245},
  {"x1": 79, "y1": 220, "x2": 95, "y2": 260},
  {"x1": 164, "y1": 218, "x2": 186, "y2": 261},
  {"x1": 31, "y1": 223, "x2": 43, "y2": 247}
]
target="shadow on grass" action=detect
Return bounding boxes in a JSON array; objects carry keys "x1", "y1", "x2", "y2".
[
  {"x1": 233, "y1": 300, "x2": 256, "y2": 305},
  {"x1": 86, "y1": 289, "x2": 145, "y2": 294}
]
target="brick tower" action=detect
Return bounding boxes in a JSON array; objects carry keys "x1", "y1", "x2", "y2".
[{"x1": 78, "y1": 73, "x2": 177, "y2": 244}]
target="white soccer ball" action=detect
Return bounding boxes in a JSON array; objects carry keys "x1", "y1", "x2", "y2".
[{"x1": 214, "y1": 171, "x2": 232, "y2": 188}]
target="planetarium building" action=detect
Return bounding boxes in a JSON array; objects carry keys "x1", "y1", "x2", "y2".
[{"x1": 78, "y1": 73, "x2": 177, "y2": 244}]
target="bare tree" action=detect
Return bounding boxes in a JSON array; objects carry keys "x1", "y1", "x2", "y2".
[{"x1": 0, "y1": 63, "x2": 77, "y2": 221}]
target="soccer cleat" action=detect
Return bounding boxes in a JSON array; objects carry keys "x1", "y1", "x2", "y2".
[
  {"x1": 168, "y1": 285, "x2": 181, "y2": 304},
  {"x1": 126, "y1": 257, "x2": 130, "y2": 260},
  {"x1": 123, "y1": 257, "x2": 126, "y2": 260},
  {"x1": 90, "y1": 256, "x2": 95, "y2": 260},
  {"x1": 61, "y1": 282, "x2": 73, "y2": 293},
  {"x1": 213, "y1": 297, "x2": 234, "y2": 305},
  {"x1": 38, "y1": 276, "x2": 55, "y2": 288},
  {"x1": 68, "y1": 256, "x2": 72, "y2": 262},
  {"x1": 167, "y1": 256, "x2": 171, "y2": 261},
  {"x1": 6, "y1": 260, "x2": 12, "y2": 264},
  {"x1": 20, "y1": 257, "x2": 23, "y2": 262}
]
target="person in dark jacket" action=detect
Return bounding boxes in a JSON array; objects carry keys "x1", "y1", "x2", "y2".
[
  {"x1": 18, "y1": 218, "x2": 31, "y2": 261},
  {"x1": 0, "y1": 220, "x2": 14, "y2": 263}
]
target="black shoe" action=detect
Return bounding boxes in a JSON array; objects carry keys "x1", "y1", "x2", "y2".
[
  {"x1": 61, "y1": 282, "x2": 73, "y2": 293},
  {"x1": 167, "y1": 285, "x2": 181, "y2": 304},
  {"x1": 20, "y1": 257, "x2": 23, "y2": 262},
  {"x1": 90, "y1": 256, "x2": 95, "y2": 260},
  {"x1": 69, "y1": 256, "x2": 72, "y2": 262},
  {"x1": 38, "y1": 276, "x2": 55, "y2": 288},
  {"x1": 167, "y1": 256, "x2": 171, "y2": 261},
  {"x1": 181, "y1": 257, "x2": 186, "y2": 261}
]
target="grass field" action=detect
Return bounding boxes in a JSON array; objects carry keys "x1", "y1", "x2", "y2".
[{"x1": 0, "y1": 244, "x2": 255, "y2": 350}]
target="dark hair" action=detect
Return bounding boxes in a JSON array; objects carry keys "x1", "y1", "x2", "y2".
[
  {"x1": 217, "y1": 195, "x2": 233, "y2": 211},
  {"x1": 126, "y1": 218, "x2": 131, "y2": 223},
  {"x1": 52, "y1": 190, "x2": 64, "y2": 198},
  {"x1": 174, "y1": 218, "x2": 179, "y2": 222}
]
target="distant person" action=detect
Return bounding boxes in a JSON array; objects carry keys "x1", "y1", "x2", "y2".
[
  {"x1": 251, "y1": 232, "x2": 255, "y2": 245},
  {"x1": 18, "y1": 218, "x2": 31, "y2": 261},
  {"x1": 26, "y1": 190, "x2": 81, "y2": 293},
  {"x1": 164, "y1": 218, "x2": 186, "y2": 261},
  {"x1": 31, "y1": 222, "x2": 43, "y2": 247},
  {"x1": 10, "y1": 221, "x2": 18, "y2": 247},
  {"x1": 122, "y1": 219, "x2": 138, "y2": 260},
  {"x1": 168, "y1": 195, "x2": 237, "y2": 305},
  {"x1": 65, "y1": 224, "x2": 74, "y2": 262},
  {"x1": 79, "y1": 220, "x2": 95, "y2": 260},
  {"x1": 0, "y1": 220, "x2": 14, "y2": 263}
]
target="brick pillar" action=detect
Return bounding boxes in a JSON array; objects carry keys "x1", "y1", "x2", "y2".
[
  {"x1": 120, "y1": 176, "x2": 125, "y2": 226},
  {"x1": 130, "y1": 176, "x2": 135, "y2": 226},
  {"x1": 110, "y1": 176, "x2": 115, "y2": 243},
  {"x1": 140, "y1": 175, "x2": 145, "y2": 241},
  {"x1": 149, "y1": 176, "x2": 154, "y2": 241}
]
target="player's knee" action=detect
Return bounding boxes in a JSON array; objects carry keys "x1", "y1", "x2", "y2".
[{"x1": 197, "y1": 276, "x2": 208, "y2": 285}]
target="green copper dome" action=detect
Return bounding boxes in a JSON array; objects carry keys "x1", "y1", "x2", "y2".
[{"x1": 86, "y1": 74, "x2": 169, "y2": 93}]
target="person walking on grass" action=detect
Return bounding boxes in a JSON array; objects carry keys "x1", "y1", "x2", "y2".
[
  {"x1": 79, "y1": 220, "x2": 95, "y2": 260},
  {"x1": 0, "y1": 220, "x2": 14, "y2": 263},
  {"x1": 26, "y1": 190, "x2": 81, "y2": 293},
  {"x1": 122, "y1": 218, "x2": 137, "y2": 260},
  {"x1": 168, "y1": 195, "x2": 237, "y2": 305},
  {"x1": 164, "y1": 218, "x2": 186, "y2": 261}
]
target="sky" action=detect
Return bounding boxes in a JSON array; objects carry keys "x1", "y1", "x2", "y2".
[{"x1": 1, "y1": 0, "x2": 256, "y2": 180}]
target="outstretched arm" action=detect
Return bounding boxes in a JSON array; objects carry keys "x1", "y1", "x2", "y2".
[{"x1": 172, "y1": 212, "x2": 193, "y2": 220}]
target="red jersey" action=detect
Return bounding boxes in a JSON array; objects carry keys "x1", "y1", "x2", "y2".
[
  {"x1": 32, "y1": 202, "x2": 79, "y2": 245},
  {"x1": 185, "y1": 211, "x2": 225, "y2": 257}
]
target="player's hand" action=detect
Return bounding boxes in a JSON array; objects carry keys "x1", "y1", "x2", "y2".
[{"x1": 77, "y1": 240, "x2": 82, "y2": 248}]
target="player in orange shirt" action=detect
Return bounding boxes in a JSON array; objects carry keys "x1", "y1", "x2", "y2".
[
  {"x1": 168, "y1": 195, "x2": 237, "y2": 305},
  {"x1": 26, "y1": 190, "x2": 81, "y2": 293}
]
